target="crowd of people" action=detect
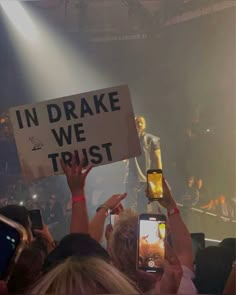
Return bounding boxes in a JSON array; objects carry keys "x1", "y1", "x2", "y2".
[
  {"x1": 0, "y1": 115, "x2": 235, "y2": 294},
  {"x1": 180, "y1": 176, "x2": 235, "y2": 218},
  {"x1": 178, "y1": 106, "x2": 235, "y2": 218},
  {"x1": 0, "y1": 154, "x2": 235, "y2": 295}
]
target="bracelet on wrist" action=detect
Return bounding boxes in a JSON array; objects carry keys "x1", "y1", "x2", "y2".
[
  {"x1": 167, "y1": 207, "x2": 180, "y2": 217},
  {"x1": 72, "y1": 196, "x2": 86, "y2": 203},
  {"x1": 96, "y1": 204, "x2": 111, "y2": 216}
]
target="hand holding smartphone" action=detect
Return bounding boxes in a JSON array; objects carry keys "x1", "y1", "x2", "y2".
[
  {"x1": 110, "y1": 204, "x2": 123, "y2": 227},
  {"x1": 29, "y1": 209, "x2": 43, "y2": 231},
  {"x1": 137, "y1": 213, "x2": 166, "y2": 273},
  {"x1": 147, "y1": 169, "x2": 163, "y2": 201}
]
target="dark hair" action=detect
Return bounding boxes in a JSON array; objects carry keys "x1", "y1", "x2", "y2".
[
  {"x1": 0, "y1": 205, "x2": 30, "y2": 229},
  {"x1": 219, "y1": 238, "x2": 236, "y2": 260},
  {"x1": 31, "y1": 237, "x2": 50, "y2": 258},
  {"x1": 43, "y1": 233, "x2": 110, "y2": 272},
  {"x1": 7, "y1": 245, "x2": 44, "y2": 294},
  {"x1": 195, "y1": 246, "x2": 234, "y2": 294}
]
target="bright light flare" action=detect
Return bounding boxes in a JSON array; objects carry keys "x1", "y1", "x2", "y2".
[
  {"x1": 205, "y1": 238, "x2": 221, "y2": 243},
  {"x1": 0, "y1": 0, "x2": 38, "y2": 42},
  {"x1": 32, "y1": 194, "x2": 37, "y2": 200}
]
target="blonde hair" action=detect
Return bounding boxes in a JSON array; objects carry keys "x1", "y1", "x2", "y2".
[
  {"x1": 109, "y1": 210, "x2": 138, "y2": 281},
  {"x1": 28, "y1": 256, "x2": 141, "y2": 294}
]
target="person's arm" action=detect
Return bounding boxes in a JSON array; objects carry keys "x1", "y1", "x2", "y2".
[
  {"x1": 223, "y1": 262, "x2": 236, "y2": 295},
  {"x1": 152, "y1": 136, "x2": 162, "y2": 170},
  {"x1": 159, "y1": 242, "x2": 183, "y2": 294},
  {"x1": 200, "y1": 200, "x2": 213, "y2": 209},
  {"x1": 154, "y1": 148, "x2": 162, "y2": 170},
  {"x1": 70, "y1": 195, "x2": 88, "y2": 234},
  {"x1": 148, "y1": 242, "x2": 183, "y2": 295},
  {"x1": 89, "y1": 194, "x2": 127, "y2": 242},
  {"x1": 60, "y1": 156, "x2": 92, "y2": 234},
  {"x1": 158, "y1": 178, "x2": 194, "y2": 271},
  {"x1": 34, "y1": 224, "x2": 55, "y2": 253}
]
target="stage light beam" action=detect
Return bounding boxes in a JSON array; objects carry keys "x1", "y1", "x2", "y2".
[
  {"x1": 0, "y1": 0, "x2": 38, "y2": 42},
  {"x1": 0, "y1": 0, "x2": 114, "y2": 100}
]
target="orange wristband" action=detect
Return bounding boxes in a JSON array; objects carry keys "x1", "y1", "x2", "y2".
[{"x1": 72, "y1": 196, "x2": 86, "y2": 203}]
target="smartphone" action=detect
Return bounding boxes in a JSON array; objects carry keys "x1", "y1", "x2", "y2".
[
  {"x1": 137, "y1": 213, "x2": 166, "y2": 273},
  {"x1": 0, "y1": 214, "x2": 27, "y2": 281},
  {"x1": 110, "y1": 213, "x2": 119, "y2": 227},
  {"x1": 109, "y1": 204, "x2": 123, "y2": 227},
  {"x1": 29, "y1": 209, "x2": 43, "y2": 230},
  {"x1": 147, "y1": 169, "x2": 163, "y2": 200},
  {"x1": 191, "y1": 233, "x2": 205, "y2": 261}
]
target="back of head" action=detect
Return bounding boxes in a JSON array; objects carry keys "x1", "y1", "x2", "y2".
[
  {"x1": 31, "y1": 237, "x2": 51, "y2": 258},
  {"x1": 0, "y1": 205, "x2": 30, "y2": 229},
  {"x1": 29, "y1": 256, "x2": 140, "y2": 294},
  {"x1": 8, "y1": 245, "x2": 44, "y2": 294},
  {"x1": 195, "y1": 246, "x2": 234, "y2": 294},
  {"x1": 219, "y1": 238, "x2": 236, "y2": 260},
  {"x1": 109, "y1": 210, "x2": 155, "y2": 292},
  {"x1": 43, "y1": 233, "x2": 110, "y2": 272},
  {"x1": 110, "y1": 210, "x2": 138, "y2": 276}
]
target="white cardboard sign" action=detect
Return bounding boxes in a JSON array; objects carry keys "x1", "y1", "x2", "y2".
[{"x1": 9, "y1": 85, "x2": 141, "y2": 181}]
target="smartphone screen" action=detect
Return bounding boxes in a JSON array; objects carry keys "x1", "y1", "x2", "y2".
[
  {"x1": 0, "y1": 220, "x2": 21, "y2": 280},
  {"x1": 138, "y1": 214, "x2": 166, "y2": 272},
  {"x1": 147, "y1": 169, "x2": 163, "y2": 200},
  {"x1": 29, "y1": 209, "x2": 43, "y2": 230},
  {"x1": 110, "y1": 214, "x2": 119, "y2": 227}
]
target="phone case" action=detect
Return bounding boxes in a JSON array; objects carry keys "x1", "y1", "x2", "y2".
[{"x1": 0, "y1": 214, "x2": 28, "y2": 282}]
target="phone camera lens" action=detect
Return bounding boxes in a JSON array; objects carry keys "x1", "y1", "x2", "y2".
[{"x1": 148, "y1": 260, "x2": 155, "y2": 268}]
